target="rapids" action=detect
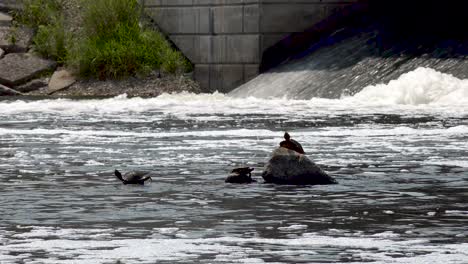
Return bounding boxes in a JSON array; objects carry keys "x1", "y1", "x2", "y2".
[{"x1": 0, "y1": 68, "x2": 467, "y2": 263}]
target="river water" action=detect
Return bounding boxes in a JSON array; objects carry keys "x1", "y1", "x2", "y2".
[{"x1": 0, "y1": 68, "x2": 467, "y2": 263}]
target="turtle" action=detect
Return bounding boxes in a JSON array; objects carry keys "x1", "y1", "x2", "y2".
[
  {"x1": 231, "y1": 167, "x2": 254, "y2": 176},
  {"x1": 225, "y1": 167, "x2": 256, "y2": 184},
  {"x1": 279, "y1": 132, "x2": 305, "y2": 154},
  {"x1": 114, "y1": 169, "x2": 153, "y2": 185}
]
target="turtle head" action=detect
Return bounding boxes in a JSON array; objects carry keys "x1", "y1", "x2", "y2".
[{"x1": 284, "y1": 132, "x2": 290, "y2": 140}]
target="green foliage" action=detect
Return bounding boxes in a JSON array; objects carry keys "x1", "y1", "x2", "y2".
[
  {"x1": 15, "y1": 0, "x2": 69, "y2": 63},
  {"x1": 81, "y1": 0, "x2": 140, "y2": 38},
  {"x1": 7, "y1": 27, "x2": 17, "y2": 44},
  {"x1": 15, "y1": 0, "x2": 193, "y2": 79},
  {"x1": 70, "y1": 0, "x2": 191, "y2": 79},
  {"x1": 33, "y1": 18, "x2": 70, "y2": 63},
  {"x1": 15, "y1": 0, "x2": 62, "y2": 29}
]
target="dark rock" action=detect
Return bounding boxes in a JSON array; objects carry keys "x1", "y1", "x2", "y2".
[
  {"x1": 262, "y1": 147, "x2": 337, "y2": 185},
  {"x1": 225, "y1": 167, "x2": 256, "y2": 184},
  {"x1": 0, "y1": 47, "x2": 4, "y2": 59},
  {"x1": 15, "y1": 78, "x2": 48, "y2": 93},
  {"x1": 0, "y1": 53, "x2": 56, "y2": 86},
  {"x1": 0, "y1": 84, "x2": 22, "y2": 96}
]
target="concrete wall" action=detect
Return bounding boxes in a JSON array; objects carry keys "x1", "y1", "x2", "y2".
[{"x1": 143, "y1": 0, "x2": 359, "y2": 92}]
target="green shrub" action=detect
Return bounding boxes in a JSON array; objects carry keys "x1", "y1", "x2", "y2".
[
  {"x1": 16, "y1": 0, "x2": 193, "y2": 79},
  {"x1": 15, "y1": 0, "x2": 61, "y2": 29},
  {"x1": 70, "y1": 0, "x2": 191, "y2": 79},
  {"x1": 161, "y1": 49, "x2": 187, "y2": 74},
  {"x1": 33, "y1": 17, "x2": 70, "y2": 63},
  {"x1": 15, "y1": 0, "x2": 69, "y2": 63},
  {"x1": 81, "y1": 0, "x2": 140, "y2": 38}
]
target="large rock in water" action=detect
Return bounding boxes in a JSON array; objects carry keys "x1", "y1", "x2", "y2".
[{"x1": 262, "y1": 147, "x2": 337, "y2": 185}]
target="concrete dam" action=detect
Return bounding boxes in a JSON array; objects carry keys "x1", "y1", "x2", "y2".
[
  {"x1": 143, "y1": 0, "x2": 362, "y2": 92},
  {"x1": 144, "y1": 0, "x2": 468, "y2": 96}
]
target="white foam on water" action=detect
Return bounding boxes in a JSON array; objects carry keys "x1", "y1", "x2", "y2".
[
  {"x1": 346, "y1": 67, "x2": 468, "y2": 106},
  {"x1": 422, "y1": 159, "x2": 468, "y2": 168},
  {"x1": 84, "y1": 160, "x2": 105, "y2": 166},
  {"x1": 0, "y1": 68, "x2": 467, "y2": 120},
  {"x1": 445, "y1": 210, "x2": 468, "y2": 217},
  {"x1": 370, "y1": 231, "x2": 399, "y2": 238},
  {"x1": 0, "y1": 68, "x2": 467, "y2": 264},
  {"x1": 1, "y1": 125, "x2": 467, "y2": 139},
  {"x1": 0, "y1": 226, "x2": 467, "y2": 264},
  {"x1": 277, "y1": 224, "x2": 308, "y2": 231},
  {"x1": 153, "y1": 227, "x2": 180, "y2": 235}
]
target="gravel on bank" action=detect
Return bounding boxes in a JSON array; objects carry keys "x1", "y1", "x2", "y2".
[{"x1": 27, "y1": 72, "x2": 201, "y2": 98}]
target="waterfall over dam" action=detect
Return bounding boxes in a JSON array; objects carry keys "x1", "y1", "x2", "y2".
[
  {"x1": 230, "y1": 1, "x2": 468, "y2": 99},
  {"x1": 146, "y1": 0, "x2": 467, "y2": 95}
]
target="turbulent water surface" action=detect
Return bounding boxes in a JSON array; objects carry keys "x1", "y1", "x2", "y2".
[{"x1": 1, "y1": 68, "x2": 468, "y2": 263}]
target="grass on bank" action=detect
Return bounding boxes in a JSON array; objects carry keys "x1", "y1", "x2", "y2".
[
  {"x1": 15, "y1": 0, "x2": 192, "y2": 79},
  {"x1": 14, "y1": 0, "x2": 69, "y2": 63}
]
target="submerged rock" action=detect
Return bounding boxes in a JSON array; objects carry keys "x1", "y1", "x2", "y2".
[{"x1": 262, "y1": 147, "x2": 337, "y2": 185}]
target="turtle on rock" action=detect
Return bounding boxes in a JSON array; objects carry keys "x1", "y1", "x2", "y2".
[
  {"x1": 225, "y1": 167, "x2": 256, "y2": 184},
  {"x1": 279, "y1": 132, "x2": 305, "y2": 154},
  {"x1": 114, "y1": 169, "x2": 153, "y2": 185}
]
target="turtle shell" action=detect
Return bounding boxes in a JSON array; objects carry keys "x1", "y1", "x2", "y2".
[
  {"x1": 280, "y1": 139, "x2": 305, "y2": 154},
  {"x1": 115, "y1": 170, "x2": 153, "y2": 185}
]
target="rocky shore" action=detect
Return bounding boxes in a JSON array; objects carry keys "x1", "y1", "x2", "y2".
[
  {"x1": 28, "y1": 73, "x2": 201, "y2": 97},
  {"x1": 0, "y1": 2, "x2": 200, "y2": 98}
]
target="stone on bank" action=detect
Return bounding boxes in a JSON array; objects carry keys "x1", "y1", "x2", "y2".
[
  {"x1": 0, "y1": 53, "x2": 56, "y2": 87},
  {"x1": 0, "y1": 83, "x2": 22, "y2": 95},
  {"x1": 47, "y1": 69, "x2": 77, "y2": 95},
  {"x1": 0, "y1": 11, "x2": 12, "y2": 27},
  {"x1": 0, "y1": 26, "x2": 34, "y2": 53},
  {"x1": 15, "y1": 78, "x2": 48, "y2": 93}
]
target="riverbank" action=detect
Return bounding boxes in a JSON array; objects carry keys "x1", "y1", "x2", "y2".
[
  {"x1": 0, "y1": 0, "x2": 199, "y2": 98},
  {"x1": 28, "y1": 72, "x2": 201, "y2": 98}
]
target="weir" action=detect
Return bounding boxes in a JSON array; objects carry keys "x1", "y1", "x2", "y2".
[
  {"x1": 142, "y1": 0, "x2": 359, "y2": 92},
  {"x1": 230, "y1": 0, "x2": 468, "y2": 99},
  {"x1": 144, "y1": 0, "x2": 468, "y2": 96}
]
